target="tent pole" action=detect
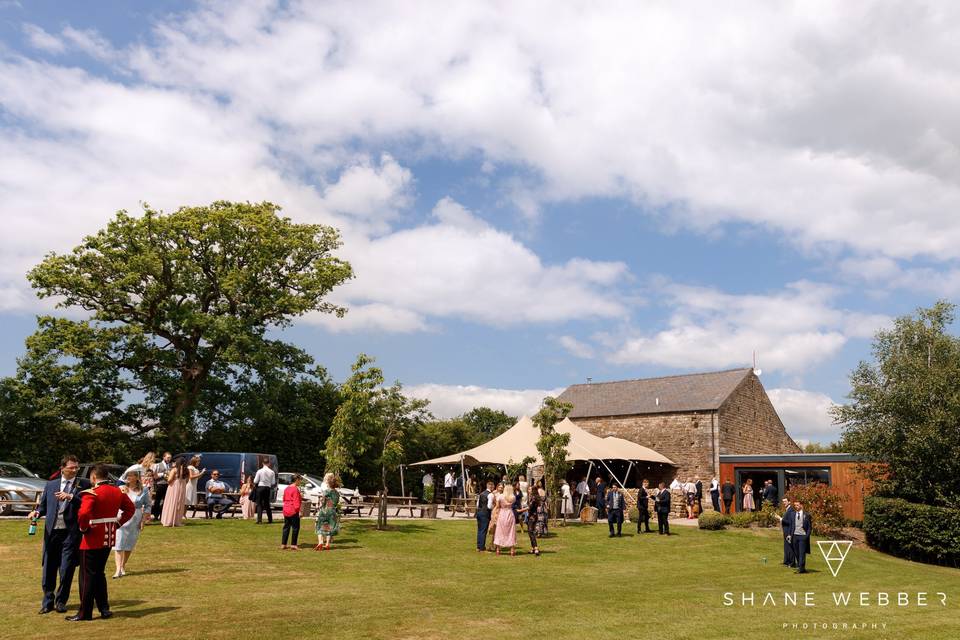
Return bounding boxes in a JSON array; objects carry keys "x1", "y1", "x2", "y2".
[
  {"x1": 578, "y1": 460, "x2": 594, "y2": 514},
  {"x1": 460, "y1": 455, "x2": 467, "y2": 502},
  {"x1": 400, "y1": 464, "x2": 406, "y2": 497}
]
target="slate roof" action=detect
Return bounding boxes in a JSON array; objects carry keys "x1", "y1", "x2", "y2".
[{"x1": 558, "y1": 368, "x2": 753, "y2": 418}]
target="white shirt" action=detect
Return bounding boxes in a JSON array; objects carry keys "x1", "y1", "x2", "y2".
[
  {"x1": 576, "y1": 480, "x2": 589, "y2": 494},
  {"x1": 253, "y1": 467, "x2": 276, "y2": 488},
  {"x1": 422, "y1": 473, "x2": 433, "y2": 486},
  {"x1": 443, "y1": 472, "x2": 454, "y2": 488},
  {"x1": 684, "y1": 482, "x2": 697, "y2": 494},
  {"x1": 561, "y1": 483, "x2": 572, "y2": 498},
  {"x1": 670, "y1": 478, "x2": 682, "y2": 490},
  {"x1": 710, "y1": 479, "x2": 719, "y2": 492},
  {"x1": 54, "y1": 475, "x2": 77, "y2": 530}
]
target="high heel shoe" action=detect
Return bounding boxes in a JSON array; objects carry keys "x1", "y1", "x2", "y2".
[
  {"x1": 112, "y1": 572, "x2": 121, "y2": 579},
  {"x1": 510, "y1": 549, "x2": 515, "y2": 556},
  {"x1": 314, "y1": 544, "x2": 323, "y2": 551}
]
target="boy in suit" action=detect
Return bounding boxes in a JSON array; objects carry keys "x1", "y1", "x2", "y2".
[
  {"x1": 29, "y1": 454, "x2": 91, "y2": 614},
  {"x1": 655, "y1": 482, "x2": 671, "y2": 535},
  {"x1": 605, "y1": 483, "x2": 625, "y2": 537},
  {"x1": 779, "y1": 498, "x2": 796, "y2": 567}
]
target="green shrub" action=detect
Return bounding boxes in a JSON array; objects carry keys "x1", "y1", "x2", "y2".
[
  {"x1": 729, "y1": 511, "x2": 755, "y2": 528},
  {"x1": 424, "y1": 485, "x2": 434, "y2": 503},
  {"x1": 698, "y1": 511, "x2": 728, "y2": 530},
  {"x1": 784, "y1": 482, "x2": 846, "y2": 536},
  {"x1": 864, "y1": 497, "x2": 960, "y2": 567},
  {"x1": 627, "y1": 507, "x2": 640, "y2": 522},
  {"x1": 755, "y1": 503, "x2": 779, "y2": 528}
]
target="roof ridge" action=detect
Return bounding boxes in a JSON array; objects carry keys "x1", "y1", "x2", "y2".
[{"x1": 565, "y1": 367, "x2": 751, "y2": 388}]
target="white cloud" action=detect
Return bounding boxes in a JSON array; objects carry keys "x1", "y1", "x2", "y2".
[
  {"x1": 406, "y1": 383, "x2": 564, "y2": 419},
  {"x1": 302, "y1": 303, "x2": 428, "y2": 334},
  {"x1": 320, "y1": 154, "x2": 413, "y2": 235},
  {"x1": 22, "y1": 24, "x2": 64, "y2": 54},
  {"x1": 122, "y1": 1, "x2": 960, "y2": 265},
  {"x1": 558, "y1": 335, "x2": 595, "y2": 359},
  {"x1": 60, "y1": 27, "x2": 119, "y2": 62},
  {"x1": 768, "y1": 387, "x2": 838, "y2": 441},
  {"x1": 607, "y1": 281, "x2": 889, "y2": 373}
]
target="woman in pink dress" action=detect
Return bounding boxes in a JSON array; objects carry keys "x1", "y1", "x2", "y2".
[
  {"x1": 160, "y1": 458, "x2": 188, "y2": 527},
  {"x1": 493, "y1": 484, "x2": 517, "y2": 556},
  {"x1": 239, "y1": 475, "x2": 256, "y2": 520}
]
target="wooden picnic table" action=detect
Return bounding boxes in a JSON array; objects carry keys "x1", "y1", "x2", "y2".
[
  {"x1": 0, "y1": 488, "x2": 42, "y2": 515},
  {"x1": 188, "y1": 491, "x2": 242, "y2": 518},
  {"x1": 448, "y1": 497, "x2": 476, "y2": 517},
  {"x1": 361, "y1": 495, "x2": 422, "y2": 517}
]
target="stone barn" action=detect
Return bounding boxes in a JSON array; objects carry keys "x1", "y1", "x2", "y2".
[{"x1": 557, "y1": 368, "x2": 801, "y2": 483}]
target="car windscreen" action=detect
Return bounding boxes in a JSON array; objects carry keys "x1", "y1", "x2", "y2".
[{"x1": 0, "y1": 462, "x2": 34, "y2": 478}]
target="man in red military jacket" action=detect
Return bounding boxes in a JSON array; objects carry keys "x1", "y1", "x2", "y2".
[{"x1": 66, "y1": 463, "x2": 135, "y2": 621}]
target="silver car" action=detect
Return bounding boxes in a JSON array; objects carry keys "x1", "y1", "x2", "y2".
[{"x1": 0, "y1": 461, "x2": 47, "y2": 515}]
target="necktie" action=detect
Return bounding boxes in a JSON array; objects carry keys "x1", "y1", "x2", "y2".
[{"x1": 58, "y1": 480, "x2": 72, "y2": 514}]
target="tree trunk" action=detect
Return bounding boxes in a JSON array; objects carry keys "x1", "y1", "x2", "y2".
[{"x1": 377, "y1": 465, "x2": 388, "y2": 530}]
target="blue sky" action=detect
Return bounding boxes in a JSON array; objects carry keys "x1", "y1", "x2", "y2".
[{"x1": 2, "y1": 1, "x2": 959, "y2": 442}]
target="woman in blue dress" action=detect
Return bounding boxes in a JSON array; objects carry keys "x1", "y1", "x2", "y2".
[{"x1": 113, "y1": 473, "x2": 153, "y2": 578}]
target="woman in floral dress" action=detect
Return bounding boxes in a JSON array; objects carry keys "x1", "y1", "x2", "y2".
[{"x1": 314, "y1": 473, "x2": 341, "y2": 551}]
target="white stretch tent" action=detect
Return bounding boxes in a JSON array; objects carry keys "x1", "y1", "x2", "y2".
[{"x1": 410, "y1": 416, "x2": 675, "y2": 468}]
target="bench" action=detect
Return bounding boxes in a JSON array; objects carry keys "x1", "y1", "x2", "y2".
[
  {"x1": 188, "y1": 492, "x2": 242, "y2": 518},
  {"x1": 449, "y1": 497, "x2": 476, "y2": 517},
  {"x1": 358, "y1": 495, "x2": 424, "y2": 518}
]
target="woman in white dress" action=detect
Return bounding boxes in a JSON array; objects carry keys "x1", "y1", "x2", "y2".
[
  {"x1": 561, "y1": 479, "x2": 574, "y2": 517},
  {"x1": 184, "y1": 455, "x2": 206, "y2": 507},
  {"x1": 114, "y1": 473, "x2": 152, "y2": 577}
]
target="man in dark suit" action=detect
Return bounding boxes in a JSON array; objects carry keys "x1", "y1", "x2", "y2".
[
  {"x1": 595, "y1": 477, "x2": 607, "y2": 520},
  {"x1": 655, "y1": 482, "x2": 671, "y2": 535},
  {"x1": 637, "y1": 479, "x2": 652, "y2": 533},
  {"x1": 779, "y1": 499, "x2": 796, "y2": 567},
  {"x1": 762, "y1": 480, "x2": 778, "y2": 508},
  {"x1": 694, "y1": 477, "x2": 703, "y2": 515},
  {"x1": 29, "y1": 454, "x2": 91, "y2": 614},
  {"x1": 605, "y1": 483, "x2": 625, "y2": 537},
  {"x1": 785, "y1": 499, "x2": 812, "y2": 574},
  {"x1": 67, "y1": 464, "x2": 135, "y2": 621},
  {"x1": 721, "y1": 479, "x2": 736, "y2": 514},
  {"x1": 475, "y1": 480, "x2": 494, "y2": 552}
]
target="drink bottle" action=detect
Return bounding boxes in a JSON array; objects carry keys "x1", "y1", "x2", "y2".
[{"x1": 28, "y1": 517, "x2": 38, "y2": 536}]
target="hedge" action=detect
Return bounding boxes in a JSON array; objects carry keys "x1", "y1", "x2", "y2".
[
  {"x1": 698, "y1": 511, "x2": 728, "y2": 530},
  {"x1": 863, "y1": 496, "x2": 960, "y2": 567}
]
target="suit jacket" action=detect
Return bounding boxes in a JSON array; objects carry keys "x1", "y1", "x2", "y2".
[
  {"x1": 655, "y1": 489, "x2": 671, "y2": 513},
  {"x1": 695, "y1": 480, "x2": 703, "y2": 499},
  {"x1": 780, "y1": 506, "x2": 795, "y2": 534},
  {"x1": 37, "y1": 476, "x2": 91, "y2": 539},
  {"x1": 77, "y1": 482, "x2": 135, "y2": 551},
  {"x1": 762, "y1": 484, "x2": 778, "y2": 503},
  {"x1": 785, "y1": 510, "x2": 812, "y2": 555},
  {"x1": 595, "y1": 482, "x2": 607, "y2": 503},
  {"x1": 637, "y1": 487, "x2": 649, "y2": 511},
  {"x1": 721, "y1": 482, "x2": 736, "y2": 500},
  {"x1": 605, "y1": 490, "x2": 625, "y2": 511}
]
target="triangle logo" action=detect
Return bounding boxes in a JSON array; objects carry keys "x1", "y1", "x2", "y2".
[{"x1": 817, "y1": 540, "x2": 853, "y2": 577}]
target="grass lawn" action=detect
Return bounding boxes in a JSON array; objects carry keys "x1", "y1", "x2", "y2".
[{"x1": 1, "y1": 517, "x2": 958, "y2": 639}]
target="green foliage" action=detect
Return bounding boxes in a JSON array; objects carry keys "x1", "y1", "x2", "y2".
[
  {"x1": 802, "y1": 441, "x2": 845, "y2": 453},
  {"x1": 533, "y1": 396, "x2": 573, "y2": 517},
  {"x1": 17, "y1": 201, "x2": 352, "y2": 450},
  {"x1": 864, "y1": 497, "x2": 960, "y2": 567},
  {"x1": 784, "y1": 482, "x2": 847, "y2": 536},
  {"x1": 698, "y1": 511, "x2": 729, "y2": 530},
  {"x1": 728, "y1": 511, "x2": 756, "y2": 528},
  {"x1": 835, "y1": 301, "x2": 960, "y2": 506},
  {"x1": 754, "y1": 502, "x2": 779, "y2": 528},
  {"x1": 506, "y1": 456, "x2": 536, "y2": 480},
  {"x1": 460, "y1": 407, "x2": 516, "y2": 439},
  {"x1": 627, "y1": 506, "x2": 639, "y2": 522}
]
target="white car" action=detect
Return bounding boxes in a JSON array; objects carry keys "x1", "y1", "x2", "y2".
[
  {"x1": 0, "y1": 461, "x2": 47, "y2": 515},
  {"x1": 272, "y1": 472, "x2": 359, "y2": 509}
]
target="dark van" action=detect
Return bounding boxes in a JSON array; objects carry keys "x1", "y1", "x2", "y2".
[{"x1": 176, "y1": 452, "x2": 279, "y2": 502}]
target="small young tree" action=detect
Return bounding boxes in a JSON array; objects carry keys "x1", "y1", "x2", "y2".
[
  {"x1": 376, "y1": 382, "x2": 431, "y2": 529},
  {"x1": 533, "y1": 396, "x2": 573, "y2": 519},
  {"x1": 324, "y1": 354, "x2": 383, "y2": 481}
]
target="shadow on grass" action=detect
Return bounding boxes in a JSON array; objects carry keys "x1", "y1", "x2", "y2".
[{"x1": 352, "y1": 522, "x2": 434, "y2": 535}]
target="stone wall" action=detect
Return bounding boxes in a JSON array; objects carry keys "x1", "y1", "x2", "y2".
[
  {"x1": 572, "y1": 410, "x2": 718, "y2": 482},
  {"x1": 718, "y1": 373, "x2": 801, "y2": 455}
]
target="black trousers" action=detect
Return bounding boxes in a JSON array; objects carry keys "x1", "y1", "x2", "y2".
[
  {"x1": 527, "y1": 523, "x2": 538, "y2": 549},
  {"x1": 282, "y1": 515, "x2": 300, "y2": 546},
  {"x1": 637, "y1": 508, "x2": 650, "y2": 532},
  {"x1": 657, "y1": 511, "x2": 670, "y2": 534},
  {"x1": 41, "y1": 529, "x2": 79, "y2": 609},
  {"x1": 722, "y1": 498, "x2": 733, "y2": 514},
  {"x1": 783, "y1": 531, "x2": 796, "y2": 566},
  {"x1": 608, "y1": 508, "x2": 623, "y2": 535},
  {"x1": 255, "y1": 486, "x2": 273, "y2": 523},
  {"x1": 711, "y1": 493, "x2": 721, "y2": 512},
  {"x1": 151, "y1": 483, "x2": 168, "y2": 519},
  {"x1": 77, "y1": 547, "x2": 110, "y2": 619},
  {"x1": 792, "y1": 536, "x2": 809, "y2": 572}
]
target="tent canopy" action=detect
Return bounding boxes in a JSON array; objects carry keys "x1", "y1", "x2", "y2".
[{"x1": 410, "y1": 416, "x2": 675, "y2": 467}]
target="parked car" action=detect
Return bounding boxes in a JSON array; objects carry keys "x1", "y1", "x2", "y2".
[
  {"x1": 177, "y1": 452, "x2": 280, "y2": 502},
  {"x1": 272, "y1": 472, "x2": 359, "y2": 509},
  {"x1": 0, "y1": 461, "x2": 47, "y2": 514},
  {"x1": 75, "y1": 463, "x2": 126, "y2": 484}
]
